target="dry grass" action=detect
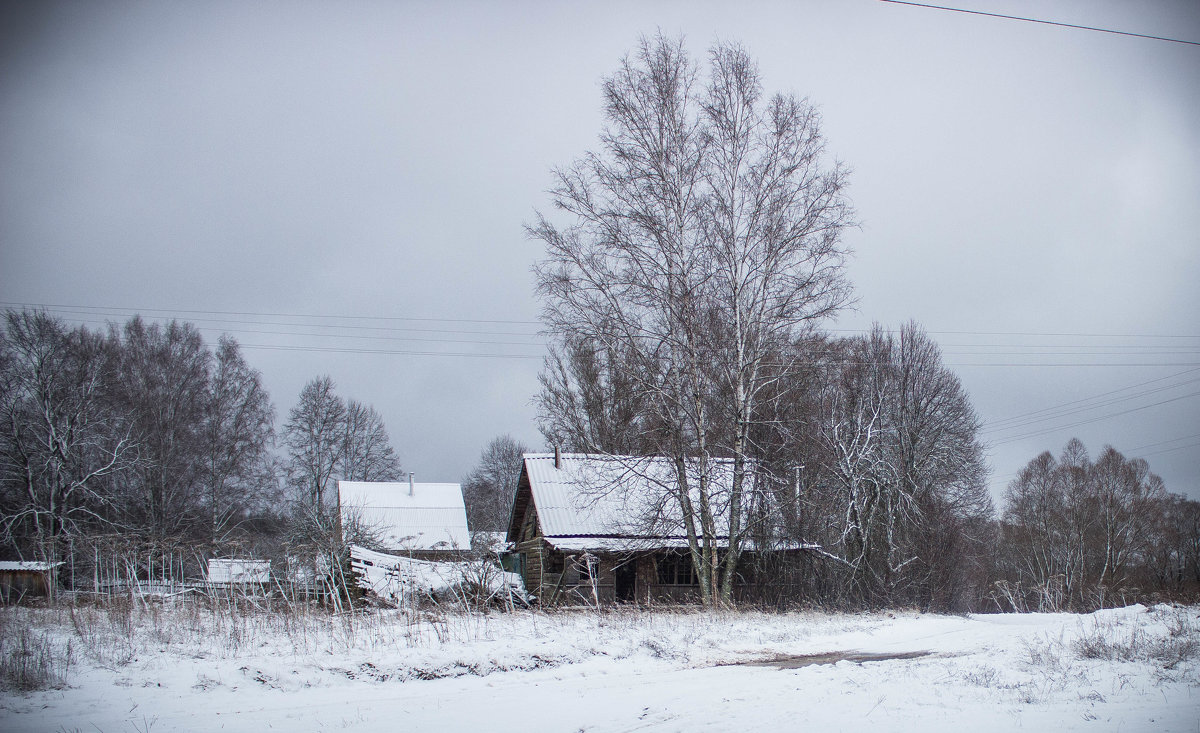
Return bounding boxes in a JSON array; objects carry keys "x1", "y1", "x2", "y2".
[
  {"x1": 0, "y1": 623, "x2": 73, "y2": 691},
  {"x1": 1071, "y1": 607, "x2": 1199, "y2": 669}
]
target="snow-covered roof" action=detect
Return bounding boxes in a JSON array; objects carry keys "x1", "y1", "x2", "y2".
[
  {"x1": 518, "y1": 453, "x2": 740, "y2": 551},
  {"x1": 206, "y1": 559, "x2": 270, "y2": 584},
  {"x1": 0, "y1": 561, "x2": 62, "y2": 571},
  {"x1": 339, "y1": 480, "x2": 470, "y2": 552}
]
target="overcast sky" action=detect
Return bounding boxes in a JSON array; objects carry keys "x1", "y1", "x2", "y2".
[{"x1": 2, "y1": 0, "x2": 1198, "y2": 502}]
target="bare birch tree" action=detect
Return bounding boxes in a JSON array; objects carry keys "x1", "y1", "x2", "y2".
[
  {"x1": 200, "y1": 335, "x2": 276, "y2": 545},
  {"x1": 0, "y1": 310, "x2": 135, "y2": 560},
  {"x1": 283, "y1": 376, "x2": 402, "y2": 533},
  {"x1": 532, "y1": 34, "x2": 853, "y2": 606},
  {"x1": 462, "y1": 434, "x2": 529, "y2": 532},
  {"x1": 1000, "y1": 439, "x2": 1170, "y2": 610},
  {"x1": 815, "y1": 324, "x2": 990, "y2": 608},
  {"x1": 283, "y1": 376, "x2": 347, "y2": 521},
  {"x1": 339, "y1": 399, "x2": 401, "y2": 483}
]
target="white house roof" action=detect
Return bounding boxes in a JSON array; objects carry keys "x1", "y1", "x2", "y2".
[
  {"x1": 206, "y1": 559, "x2": 270, "y2": 584},
  {"x1": 0, "y1": 561, "x2": 62, "y2": 571},
  {"x1": 339, "y1": 480, "x2": 470, "y2": 552},
  {"x1": 521, "y1": 453, "x2": 737, "y2": 549}
]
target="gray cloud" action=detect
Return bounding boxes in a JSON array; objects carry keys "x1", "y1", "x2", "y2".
[{"x1": 2, "y1": 0, "x2": 1197, "y2": 497}]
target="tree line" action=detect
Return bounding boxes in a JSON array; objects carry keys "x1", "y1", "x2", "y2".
[
  {"x1": 528, "y1": 33, "x2": 1199, "y2": 611},
  {"x1": 0, "y1": 309, "x2": 402, "y2": 577}
]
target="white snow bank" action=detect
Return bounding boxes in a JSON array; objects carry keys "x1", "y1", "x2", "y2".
[{"x1": 1, "y1": 604, "x2": 1197, "y2": 732}]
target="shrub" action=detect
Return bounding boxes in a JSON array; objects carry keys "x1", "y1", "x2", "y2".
[{"x1": 0, "y1": 625, "x2": 73, "y2": 691}]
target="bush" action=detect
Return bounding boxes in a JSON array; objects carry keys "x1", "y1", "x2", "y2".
[
  {"x1": 1071, "y1": 610, "x2": 1199, "y2": 670},
  {"x1": 0, "y1": 625, "x2": 73, "y2": 691}
]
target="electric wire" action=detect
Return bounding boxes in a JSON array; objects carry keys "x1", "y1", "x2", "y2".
[
  {"x1": 1139, "y1": 441, "x2": 1200, "y2": 459},
  {"x1": 877, "y1": 0, "x2": 1200, "y2": 46},
  {"x1": 0, "y1": 300, "x2": 541, "y2": 326},
  {"x1": 989, "y1": 390, "x2": 1200, "y2": 446},
  {"x1": 1127, "y1": 433, "x2": 1200, "y2": 453},
  {"x1": 984, "y1": 367, "x2": 1200, "y2": 431},
  {"x1": 5, "y1": 300, "x2": 1197, "y2": 470},
  {"x1": 981, "y1": 376, "x2": 1200, "y2": 435},
  {"x1": 6, "y1": 301, "x2": 1200, "y2": 340}
]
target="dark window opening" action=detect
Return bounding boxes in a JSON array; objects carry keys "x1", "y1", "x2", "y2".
[
  {"x1": 615, "y1": 563, "x2": 636, "y2": 602},
  {"x1": 656, "y1": 553, "x2": 698, "y2": 585}
]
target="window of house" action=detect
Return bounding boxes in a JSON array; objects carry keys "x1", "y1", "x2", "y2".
[
  {"x1": 655, "y1": 553, "x2": 698, "y2": 585},
  {"x1": 572, "y1": 558, "x2": 594, "y2": 586}
]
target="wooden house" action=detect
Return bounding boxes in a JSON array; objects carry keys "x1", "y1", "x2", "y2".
[
  {"x1": 506, "y1": 452, "x2": 809, "y2": 605},
  {"x1": 338, "y1": 476, "x2": 471, "y2": 559}
]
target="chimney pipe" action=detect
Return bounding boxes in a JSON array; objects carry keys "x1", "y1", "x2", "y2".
[
  {"x1": 408, "y1": 471, "x2": 414, "y2": 496},
  {"x1": 554, "y1": 445, "x2": 561, "y2": 470}
]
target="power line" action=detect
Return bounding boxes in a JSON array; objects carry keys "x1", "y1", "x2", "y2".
[
  {"x1": 23, "y1": 308, "x2": 545, "y2": 338},
  {"x1": 1140, "y1": 441, "x2": 1200, "y2": 459},
  {"x1": 985, "y1": 367, "x2": 1200, "y2": 426},
  {"x1": 982, "y1": 372, "x2": 1200, "y2": 433},
  {"x1": 239, "y1": 344, "x2": 544, "y2": 360},
  {"x1": 989, "y1": 390, "x2": 1200, "y2": 446},
  {"x1": 0, "y1": 301, "x2": 542, "y2": 326},
  {"x1": 877, "y1": 0, "x2": 1200, "y2": 47},
  {"x1": 51, "y1": 313, "x2": 1200, "y2": 358},
  {"x1": 1127, "y1": 432, "x2": 1200, "y2": 453},
  {"x1": 6, "y1": 301, "x2": 1200, "y2": 340},
  {"x1": 50, "y1": 315, "x2": 548, "y2": 349},
  {"x1": 828, "y1": 327, "x2": 1200, "y2": 339}
]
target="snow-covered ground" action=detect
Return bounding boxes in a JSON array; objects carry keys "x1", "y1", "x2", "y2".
[{"x1": 2, "y1": 601, "x2": 1197, "y2": 732}]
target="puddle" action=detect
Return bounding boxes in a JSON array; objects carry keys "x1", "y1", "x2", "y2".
[{"x1": 729, "y1": 650, "x2": 932, "y2": 669}]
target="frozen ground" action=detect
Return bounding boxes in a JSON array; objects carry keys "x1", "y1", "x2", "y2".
[{"x1": 2, "y1": 601, "x2": 1197, "y2": 732}]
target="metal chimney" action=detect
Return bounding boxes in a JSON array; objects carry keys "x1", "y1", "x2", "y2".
[
  {"x1": 408, "y1": 471, "x2": 414, "y2": 497},
  {"x1": 554, "y1": 445, "x2": 561, "y2": 469}
]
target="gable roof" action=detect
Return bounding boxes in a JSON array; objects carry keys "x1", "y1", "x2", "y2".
[
  {"x1": 0, "y1": 561, "x2": 62, "y2": 572},
  {"x1": 339, "y1": 480, "x2": 470, "y2": 552},
  {"x1": 509, "y1": 453, "x2": 737, "y2": 551}
]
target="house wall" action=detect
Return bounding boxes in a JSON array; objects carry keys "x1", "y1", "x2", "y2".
[
  {"x1": 524, "y1": 548, "x2": 809, "y2": 606},
  {"x1": 526, "y1": 550, "x2": 710, "y2": 605},
  {"x1": 0, "y1": 570, "x2": 52, "y2": 603}
]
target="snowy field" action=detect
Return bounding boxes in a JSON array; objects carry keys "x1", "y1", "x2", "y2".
[{"x1": 2, "y1": 601, "x2": 1198, "y2": 732}]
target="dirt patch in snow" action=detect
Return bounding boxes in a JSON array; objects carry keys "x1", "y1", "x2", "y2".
[{"x1": 728, "y1": 650, "x2": 933, "y2": 669}]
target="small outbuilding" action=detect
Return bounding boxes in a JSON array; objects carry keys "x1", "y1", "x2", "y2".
[
  {"x1": 0, "y1": 561, "x2": 62, "y2": 603},
  {"x1": 206, "y1": 559, "x2": 271, "y2": 589},
  {"x1": 338, "y1": 477, "x2": 471, "y2": 558}
]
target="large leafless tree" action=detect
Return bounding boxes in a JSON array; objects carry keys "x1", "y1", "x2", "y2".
[
  {"x1": 999, "y1": 439, "x2": 1171, "y2": 611},
  {"x1": 200, "y1": 335, "x2": 277, "y2": 545},
  {"x1": 0, "y1": 311, "x2": 135, "y2": 559},
  {"x1": 462, "y1": 434, "x2": 530, "y2": 533},
  {"x1": 283, "y1": 375, "x2": 401, "y2": 523},
  {"x1": 532, "y1": 35, "x2": 853, "y2": 605},
  {"x1": 109, "y1": 317, "x2": 211, "y2": 539},
  {"x1": 807, "y1": 323, "x2": 992, "y2": 608}
]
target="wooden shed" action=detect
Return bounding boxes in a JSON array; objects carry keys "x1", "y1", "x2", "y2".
[{"x1": 0, "y1": 561, "x2": 62, "y2": 603}]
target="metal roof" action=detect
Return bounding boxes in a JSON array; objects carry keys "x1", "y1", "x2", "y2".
[
  {"x1": 338, "y1": 480, "x2": 470, "y2": 551},
  {"x1": 0, "y1": 561, "x2": 62, "y2": 571},
  {"x1": 522, "y1": 453, "x2": 737, "y2": 547}
]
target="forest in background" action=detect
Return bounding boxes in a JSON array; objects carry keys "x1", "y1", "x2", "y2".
[{"x1": 1, "y1": 307, "x2": 1196, "y2": 612}]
